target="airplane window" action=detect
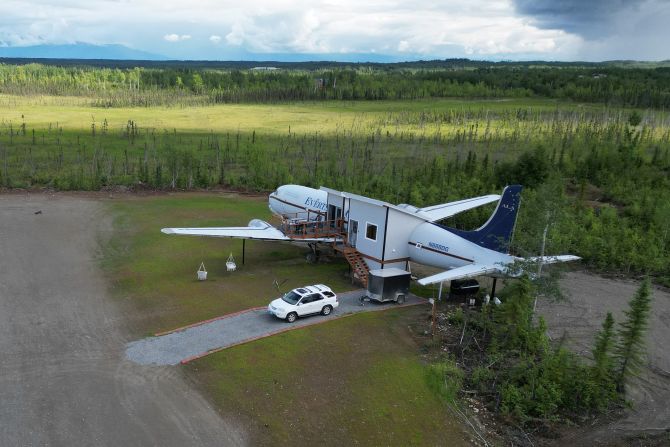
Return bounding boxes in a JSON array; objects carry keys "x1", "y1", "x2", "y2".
[{"x1": 366, "y1": 223, "x2": 377, "y2": 241}]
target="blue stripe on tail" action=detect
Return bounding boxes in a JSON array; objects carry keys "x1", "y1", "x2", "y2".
[{"x1": 441, "y1": 185, "x2": 523, "y2": 254}]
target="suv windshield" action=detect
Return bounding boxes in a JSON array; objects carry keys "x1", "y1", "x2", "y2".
[{"x1": 282, "y1": 291, "x2": 302, "y2": 305}]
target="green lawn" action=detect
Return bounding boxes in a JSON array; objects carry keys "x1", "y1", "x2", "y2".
[
  {"x1": 103, "y1": 192, "x2": 471, "y2": 445},
  {"x1": 191, "y1": 309, "x2": 470, "y2": 446},
  {"x1": 103, "y1": 192, "x2": 355, "y2": 335}
]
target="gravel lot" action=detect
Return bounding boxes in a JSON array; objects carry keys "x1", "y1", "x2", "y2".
[
  {"x1": 541, "y1": 271, "x2": 670, "y2": 445},
  {"x1": 126, "y1": 291, "x2": 427, "y2": 366},
  {"x1": 0, "y1": 194, "x2": 247, "y2": 446}
]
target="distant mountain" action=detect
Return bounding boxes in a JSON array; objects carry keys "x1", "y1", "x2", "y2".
[
  {"x1": 237, "y1": 52, "x2": 401, "y2": 63},
  {"x1": 0, "y1": 43, "x2": 167, "y2": 60}
]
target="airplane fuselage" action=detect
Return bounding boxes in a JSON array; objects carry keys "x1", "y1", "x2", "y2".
[
  {"x1": 269, "y1": 185, "x2": 327, "y2": 220},
  {"x1": 408, "y1": 222, "x2": 512, "y2": 272},
  {"x1": 268, "y1": 184, "x2": 512, "y2": 271}
]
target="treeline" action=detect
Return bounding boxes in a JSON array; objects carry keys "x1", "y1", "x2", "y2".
[
  {"x1": 2, "y1": 56, "x2": 669, "y2": 71},
  {"x1": 1, "y1": 63, "x2": 670, "y2": 107},
  {"x1": 0, "y1": 109, "x2": 669, "y2": 281}
]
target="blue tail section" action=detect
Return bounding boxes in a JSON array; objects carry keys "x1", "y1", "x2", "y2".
[{"x1": 442, "y1": 185, "x2": 523, "y2": 254}]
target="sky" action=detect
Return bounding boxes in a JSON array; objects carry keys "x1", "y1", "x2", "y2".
[{"x1": 0, "y1": 0, "x2": 668, "y2": 61}]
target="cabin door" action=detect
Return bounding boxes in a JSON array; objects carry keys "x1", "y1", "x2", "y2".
[
  {"x1": 349, "y1": 220, "x2": 358, "y2": 247},
  {"x1": 328, "y1": 204, "x2": 342, "y2": 228}
]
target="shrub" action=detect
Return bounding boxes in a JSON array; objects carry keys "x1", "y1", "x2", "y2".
[{"x1": 426, "y1": 358, "x2": 464, "y2": 403}]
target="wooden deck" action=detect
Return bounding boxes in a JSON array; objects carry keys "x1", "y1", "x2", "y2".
[{"x1": 280, "y1": 218, "x2": 345, "y2": 240}]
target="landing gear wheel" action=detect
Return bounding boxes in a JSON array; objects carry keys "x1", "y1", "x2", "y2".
[
  {"x1": 396, "y1": 294, "x2": 406, "y2": 304},
  {"x1": 286, "y1": 312, "x2": 298, "y2": 323},
  {"x1": 321, "y1": 305, "x2": 333, "y2": 316}
]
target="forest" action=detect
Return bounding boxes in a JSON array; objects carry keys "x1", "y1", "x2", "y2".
[{"x1": 1, "y1": 61, "x2": 670, "y2": 107}]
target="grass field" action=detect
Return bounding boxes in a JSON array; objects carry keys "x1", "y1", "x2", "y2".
[
  {"x1": 2, "y1": 93, "x2": 668, "y2": 199},
  {"x1": 0, "y1": 95, "x2": 607, "y2": 134},
  {"x1": 190, "y1": 309, "x2": 470, "y2": 446},
  {"x1": 103, "y1": 192, "x2": 355, "y2": 335},
  {"x1": 103, "y1": 192, "x2": 472, "y2": 444}
]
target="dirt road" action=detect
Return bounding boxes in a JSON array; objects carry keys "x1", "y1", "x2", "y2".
[
  {"x1": 540, "y1": 271, "x2": 670, "y2": 445},
  {"x1": 0, "y1": 194, "x2": 246, "y2": 446}
]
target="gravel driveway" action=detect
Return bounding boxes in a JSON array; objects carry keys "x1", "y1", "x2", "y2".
[
  {"x1": 0, "y1": 194, "x2": 247, "y2": 446},
  {"x1": 126, "y1": 291, "x2": 427, "y2": 366}
]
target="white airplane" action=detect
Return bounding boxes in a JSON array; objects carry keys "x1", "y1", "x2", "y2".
[
  {"x1": 162, "y1": 184, "x2": 579, "y2": 285},
  {"x1": 162, "y1": 184, "x2": 502, "y2": 241}
]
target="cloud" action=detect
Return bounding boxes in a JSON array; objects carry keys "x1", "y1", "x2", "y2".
[
  {"x1": 218, "y1": 3, "x2": 581, "y2": 58},
  {"x1": 512, "y1": 0, "x2": 667, "y2": 38},
  {"x1": 0, "y1": 0, "x2": 667, "y2": 60},
  {"x1": 163, "y1": 33, "x2": 191, "y2": 42}
]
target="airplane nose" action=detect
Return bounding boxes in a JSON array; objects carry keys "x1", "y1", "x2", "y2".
[{"x1": 268, "y1": 191, "x2": 280, "y2": 214}]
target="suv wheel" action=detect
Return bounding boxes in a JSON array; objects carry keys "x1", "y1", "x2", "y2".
[
  {"x1": 321, "y1": 305, "x2": 333, "y2": 316},
  {"x1": 286, "y1": 312, "x2": 298, "y2": 323}
]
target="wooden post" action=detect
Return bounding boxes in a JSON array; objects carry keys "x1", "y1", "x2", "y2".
[
  {"x1": 534, "y1": 216, "x2": 550, "y2": 313},
  {"x1": 430, "y1": 298, "x2": 437, "y2": 338}
]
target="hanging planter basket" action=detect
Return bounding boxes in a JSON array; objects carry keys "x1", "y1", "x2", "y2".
[
  {"x1": 226, "y1": 253, "x2": 237, "y2": 272},
  {"x1": 197, "y1": 262, "x2": 208, "y2": 281}
]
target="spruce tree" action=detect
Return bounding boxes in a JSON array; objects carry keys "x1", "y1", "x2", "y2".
[
  {"x1": 614, "y1": 278, "x2": 653, "y2": 393},
  {"x1": 591, "y1": 312, "x2": 617, "y2": 407}
]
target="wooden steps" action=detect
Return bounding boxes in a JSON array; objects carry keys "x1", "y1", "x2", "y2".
[{"x1": 342, "y1": 247, "x2": 370, "y2": 288}]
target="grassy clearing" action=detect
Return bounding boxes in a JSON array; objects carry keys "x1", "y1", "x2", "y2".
[
  {"x1": 2, "y1": 94, "x2": 668, "y2": 199},
  {"x1": 103, "y1": 192, "x2": 471, "y2": 445},
  {"x1": 190, "y1": 309, "x2": 470, "y2": 446},
  {"x1": 103, "y1": 192, "x2": 354, "y2": 335},
  {"x1": 0, "y1": 94, "x2": 612, "y2": 134}
]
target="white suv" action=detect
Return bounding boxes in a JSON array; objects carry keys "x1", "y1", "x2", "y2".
[{"x1": 268, "y1": 284, "x2": 339, "y2": 323}]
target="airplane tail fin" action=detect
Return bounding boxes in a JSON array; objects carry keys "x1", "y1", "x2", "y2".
[{"x1": 443, "y1": 185, "x2": 522, "y2": 254}]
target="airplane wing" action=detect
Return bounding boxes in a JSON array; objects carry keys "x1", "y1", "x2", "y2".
[
  {"x1": 417, "y1": 255, "x2": 581, "y2": 286},
  {"x1": 416, "y1": 194, "x2": 501, "y2": 222},
  {"x1": 522, "y1": 255, "x2": 581, "y2": 264},
  {"x1": 162, "y1": 221, "x2": 290, "y2": 241},
  {"x1": 417, "y1": 263, "x2": 503, "y2": 286},
  {"x1": 162, "y1": 219, "x2": 340, "y2": 243}
]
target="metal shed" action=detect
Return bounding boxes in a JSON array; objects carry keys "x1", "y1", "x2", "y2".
[{"x1": 365, "y1": 268, "x2": 411, "y2": 303}]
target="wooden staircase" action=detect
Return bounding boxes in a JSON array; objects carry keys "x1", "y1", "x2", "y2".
[{"x1": 342, "y1": 247, "x2": 370, "y2": 288}]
